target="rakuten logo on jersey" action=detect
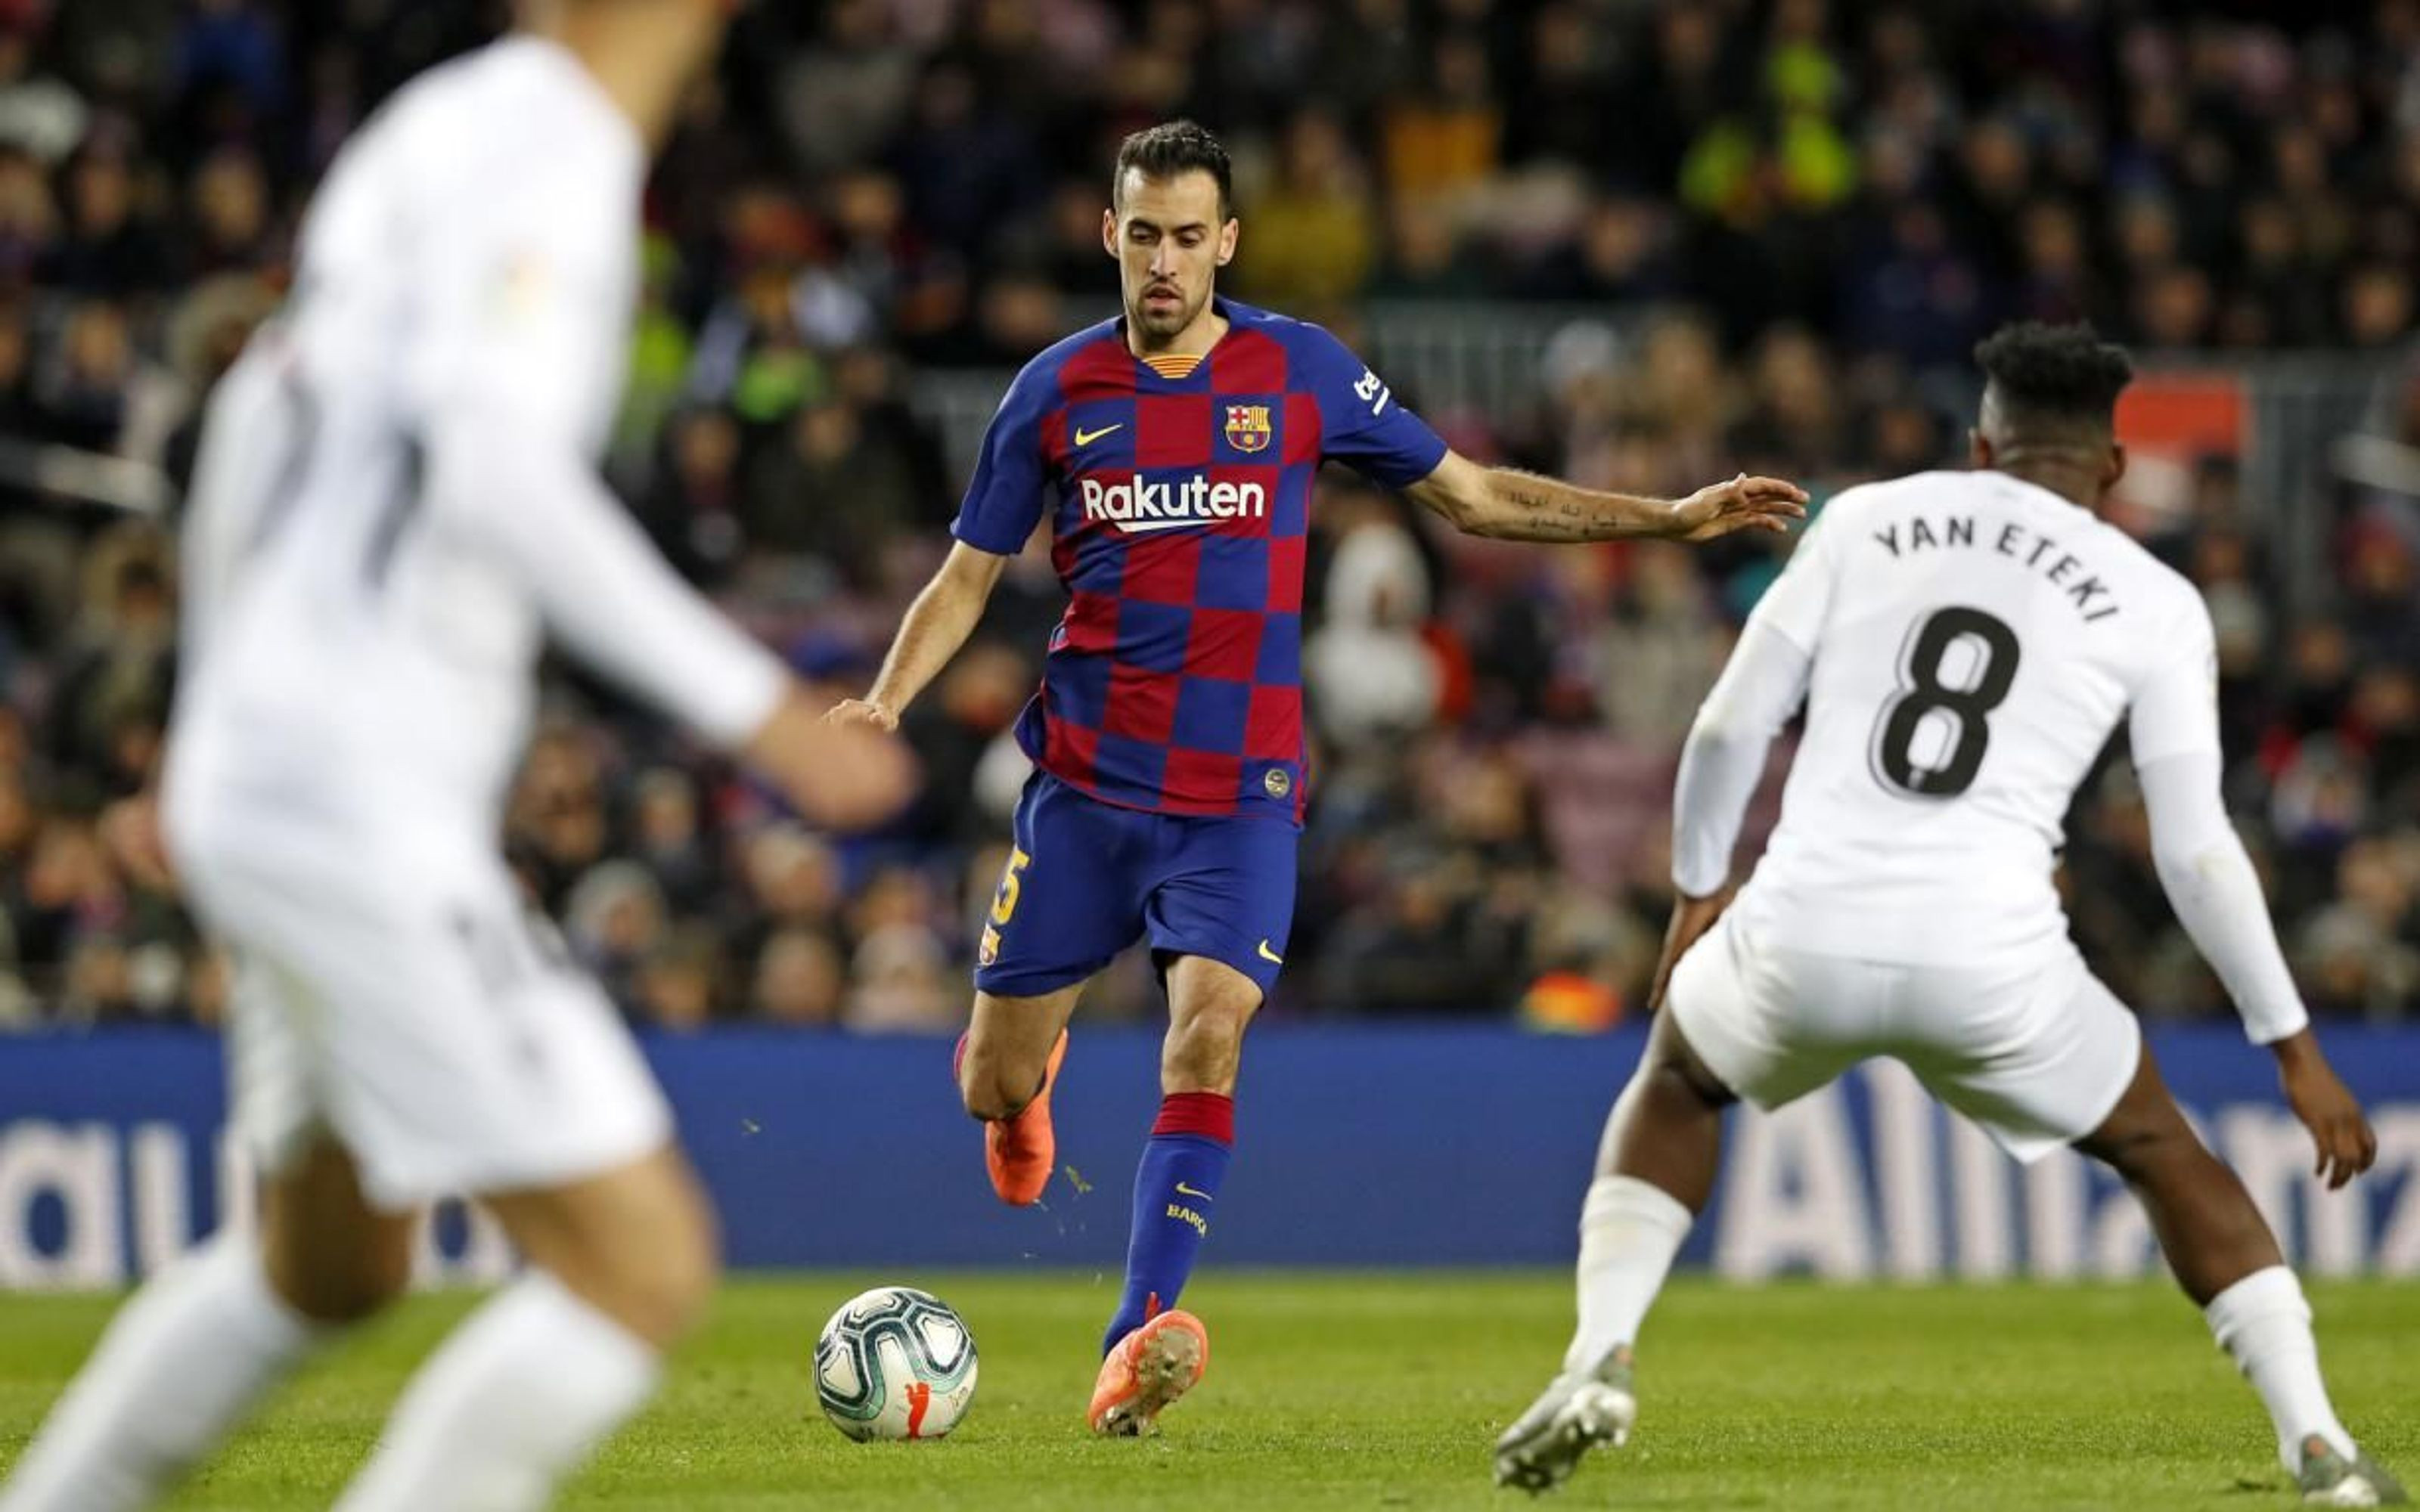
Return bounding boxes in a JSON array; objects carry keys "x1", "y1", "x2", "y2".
[{"x1": 1078, "y1": 474, "x2": 1268, "y2": 534}]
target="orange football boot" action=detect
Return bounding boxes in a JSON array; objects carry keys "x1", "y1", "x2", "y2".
[
  {"x1": 1087, "y1": 1306, "x2": 1209, "y2": 1436},
  {"x1": 984, "y1": 1029, "x2": 1068, "y2": 1206}
]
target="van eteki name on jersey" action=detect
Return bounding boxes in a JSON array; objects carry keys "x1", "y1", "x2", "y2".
[
  {"x1": 1867, "y1": 510, "x2": 2123, "y2": 623},
  {"x1": 1078, "y1": 473, "x2": 1269, "y2": 534}
]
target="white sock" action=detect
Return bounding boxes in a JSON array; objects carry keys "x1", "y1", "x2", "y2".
[
  {"x1": 2203, "y1": 1266, "x2": 2356, "y2": 1472},
  {"x1": 1562, "y1": 1174, "x2": 1694, "y2": 1377},
  {"x1": 0, "y1": 1233, "x2": 327, "y2": 1512},
  {"x1": 334, "y1": 1272, "x2": 661, "y2": 1512}
]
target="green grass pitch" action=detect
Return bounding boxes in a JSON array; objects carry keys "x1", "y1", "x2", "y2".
[{"x1": 1, "y1": 1273, "x2": 2410, "y2": 1509}]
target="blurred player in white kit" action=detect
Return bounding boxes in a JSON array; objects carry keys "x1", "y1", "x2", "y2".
[
  {"x1": 0, "y1": 3, "x2": 913, "y2": 1510},
  {"x1": 1496, "y1": 324, "x2": 2403, "y2": 1507}
]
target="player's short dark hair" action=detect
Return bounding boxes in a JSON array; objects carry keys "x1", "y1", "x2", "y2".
[
  {"x1": 1974, "y1": 321, "x2": 2133, "y2": 433},
  {"x1": 1113, "y1": 120, "x2": 1233, "y2": 221}
]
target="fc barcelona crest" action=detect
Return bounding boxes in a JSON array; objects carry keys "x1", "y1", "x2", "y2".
[{"x1": 1224, "y1": 403, "x2": 1273, "y2": 454}]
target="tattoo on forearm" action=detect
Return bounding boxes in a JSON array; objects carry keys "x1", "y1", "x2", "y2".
[{"x1": 1484, "y1": 469, "x2": 1656, "y2": 542}]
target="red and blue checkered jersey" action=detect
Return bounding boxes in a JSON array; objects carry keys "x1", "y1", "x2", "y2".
[{"x1": 953, "y1": 298, "x2": 1447, "y2": 823}]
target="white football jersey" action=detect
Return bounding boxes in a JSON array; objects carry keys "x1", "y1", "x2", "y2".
[
  {"x1": 1732, "y1": 469, "x2": 2220, "y2": 966},
  {"x1": 168, "y1": 38, "x2": 782, "y2": 857}
]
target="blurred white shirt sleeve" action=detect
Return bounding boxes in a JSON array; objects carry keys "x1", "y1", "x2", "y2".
[
  {"x1": 1671, "y1": 621, "x2": 1810, "y2": 898},
  {"x1": 2135, "y1": 748, "x2": 2308, "y2": 1045},
  {"x1": 426, "y1": 161, "x2": 787, "y2": 749}
]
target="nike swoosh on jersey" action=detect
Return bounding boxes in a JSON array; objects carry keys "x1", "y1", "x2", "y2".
[
  {"x1": 1072, "y1": 423, "x2": 1123, "y2": 447},
  {"x1": 1174, "y1": 1182, "x2": 1215, "y2": 1201},
  {"x1": 1256, "y1": 940, "x2": 1284, "y2": 965}
]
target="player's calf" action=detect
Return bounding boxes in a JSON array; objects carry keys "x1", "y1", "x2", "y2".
[
  {"x1": 960, "y1": 1025, "x2": 1069, "y2": 1207},
  {"x1": 958, "y1": 1042, "x2": 1044, "y2": 1122},
  {"x1": 0, "y1": 1138, "x2": 399, "y2": 1512},
  {"x1": 486, "y1": 1145, "x2": 721, "y2": 1349},
  {"x1": 2080, "y1": 1043, "x2": 2382, "y2": 1490},
  {"x1": 260, "y1": 1139, "x2": 416, "y2": 1325},
  {"x1": 957, "y1": 987, "x2": 1081, "y2": 1121},
  {"x1": 2076, "y1": 1045, "x2": 2281, "y2": 1306},
  {"x1": 0, "y1": 1232, "x2": 340, "y2": 1512},
  {"x1": 334, "y1": 1149, "x2": 715, "y2": 1512},
  {"x1": 1159, "y1": 955, "x2": 1258, "y2": 1095}
]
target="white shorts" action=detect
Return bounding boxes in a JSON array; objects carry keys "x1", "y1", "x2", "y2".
[
  {"x1": 181, "y1": 813, "x2": 671, "y2": 1213},
  {"x1": 1668, "y1": 913, "x2": 2142, "y2": 1163}
]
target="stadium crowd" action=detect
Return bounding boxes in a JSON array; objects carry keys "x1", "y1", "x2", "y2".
[{"x1": 1, "y1": 0, "x2": 2417, "y2": 1032}]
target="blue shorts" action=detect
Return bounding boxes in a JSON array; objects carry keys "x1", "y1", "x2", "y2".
[{"x1": 974, "y1": 771, "x2": 1298, "y2": 1002}]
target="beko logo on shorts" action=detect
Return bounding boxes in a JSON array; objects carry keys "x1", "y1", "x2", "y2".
[{"x1": 1079, "y1": 474, "x2": 1267, "y2": 533}]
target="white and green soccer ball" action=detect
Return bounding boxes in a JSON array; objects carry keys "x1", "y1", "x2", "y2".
[{"x1": 813, "y1": 1285, "x2": 979, "y2": 1442}]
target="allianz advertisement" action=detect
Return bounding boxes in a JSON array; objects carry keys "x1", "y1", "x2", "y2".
[{"x1": 0, "y1": 1026, "x2": 2412, "y2": 1288}]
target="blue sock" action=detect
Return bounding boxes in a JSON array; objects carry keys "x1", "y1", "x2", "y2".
[{"x1": 1103, "y1": 1092, "x2": 1233, "y2": 1355}]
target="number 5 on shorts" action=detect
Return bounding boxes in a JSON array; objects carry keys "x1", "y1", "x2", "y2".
[{"x1": 989, "y1": 847, "x2": 1033, "y2": 927}]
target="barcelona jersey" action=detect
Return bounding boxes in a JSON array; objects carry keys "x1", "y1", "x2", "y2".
[{"x1": 952, "y1": 297, "x2": 1448, "y2": 823}]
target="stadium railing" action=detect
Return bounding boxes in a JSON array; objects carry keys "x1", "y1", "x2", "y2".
[{"x1": 909, "y1": 310, "x2": 2402, "y2": 613}]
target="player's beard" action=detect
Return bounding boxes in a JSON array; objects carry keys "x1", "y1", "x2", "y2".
[{"x1": 1130, "y1": 278, "x2": 1205, "y2": 342}]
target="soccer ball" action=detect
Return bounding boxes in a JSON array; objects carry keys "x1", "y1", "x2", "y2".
[{"x1": 813, "y1": 1285, "x2": 979, "y2": 1441}]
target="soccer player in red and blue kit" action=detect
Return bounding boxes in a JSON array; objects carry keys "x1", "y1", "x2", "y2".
[{"x1": 829, "y1": 121, "x2": 1805, "y2": 1436}]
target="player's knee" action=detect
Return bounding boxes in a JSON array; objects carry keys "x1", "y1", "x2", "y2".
[
  {"x1": 2086, "y1": 1116, "x2": 2203, "y2": 1185},
  {"x1": 1162, "y1": 1005, "x2": 1249, "y2": 1092},
  {"x1": 271, "y1": 1243, "x2": 411, "y2": 1326},
  {"x1": 579, "y1": 1190, "x2": 721, "y2": 1347},
  {"x1": 1643, "y1": 1041, "x2": 1733, "y2": 1114},
  {"x1": 642, "y1": 1213, "x2": 721, "y2": 1343},
  {"x1": 1652, "y1": 1061, "x2": 1727, "y2": 1114},
  {"x1": 959, "y1": 1052, "x2": 1036, "y2": 1122}
]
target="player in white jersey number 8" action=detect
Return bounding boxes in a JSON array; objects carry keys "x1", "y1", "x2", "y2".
[{"x1": 1496, "y1": 324, "x2": 2402, "y2": 1507}]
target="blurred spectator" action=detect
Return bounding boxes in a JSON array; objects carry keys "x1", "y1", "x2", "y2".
[
  {"x1": 1241, "y1": 109, "x2": 1377, "y2": 314},
  {"x1": 1306, "y1": 486, "x2": 1439, "y2": 746},
  {"x1": 0, "y1": 27, "x2": 85, "y2": 167},
  {"x1": 740, "y1": 395, "x2": 923, "y2": 591},
  {"x1": 637, "y1": 925, "x2": 724, "y2": 1032},
  {"x1": 753, "y1": 925, "x2": 844, "y2": 1027},
  {"x1": 638, "y1": 407, "x2": 746, "y2": 586},
  {"x1": 507, "y1": 727, "x2": 611, "y2": 911},
  {"x1": 628, "y1": 765, "x2": 718, "y2": 914},
  {"x1": 43, "y1": 524, "x2": 172, "y2": 791},
  {"x1": 845, "y1": 922, "x2": 957, "y2": 1033},
  {"x1": 45, "y1": 153, "x2": 167, "y2": 295},
  {"x1": 565, "y1": 860, "x2": 669, "y2": 1014},
  {"x1": 1, "y1": 1, "x2": 2416, "y2": 1030},
  {"x1": 1381, "y1": 29, "x2": 1500, "y2": 203},
  {"x1": 37, "y1": 298, "x2": 139, "y2": 450},
  {"x1": 776, "y1": 0, "x2": 917, "y2": 179},
  {"x1": 1596, "y1": 543, "x2": 1724, "y2": 748}
]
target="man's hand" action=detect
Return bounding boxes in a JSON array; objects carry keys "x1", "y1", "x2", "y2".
[
  {"x1": 1646, "y1": 888, "x2": 1732, "y2": 1015},
  {"x1": 1670, "y1": 475, "x2": 1808, "y2": 543},
  {"x1": 100, "y1": 790, "x2": 175, "y2": 893},
  {"x1": 744, "y1": 689, "x2": 917, "y2": 832},
  {"x1": 2273, "y1": 1030, "x2": 2377, "y2": 1190},
  {"x1": 823, "y1": 698, "x2": 899, "y2": 734}
]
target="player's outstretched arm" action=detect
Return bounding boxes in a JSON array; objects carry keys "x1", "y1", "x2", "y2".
[
  {"x1": 445, "y1": 419, "x2": 917, "y2": 832},
  {"x1": 829, "y1": 541, "x2": 1012, "y2": 732},
  {"x1": 2136, "y1": 748, "x2": 2376, "y2": 1188},
  {"x1": 1404, "y1": 451, "x2": 1806, "y2": 544},
  {"x1": 740, "y1": 689, "x2": 921, "y2": 832},
  {"x1": 2270, "y1": 1030, "x2": 2376, "y2": 1191},
  {"x1": 1648, "y1": 621, "x2": 1813, "y2": 1009}
]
